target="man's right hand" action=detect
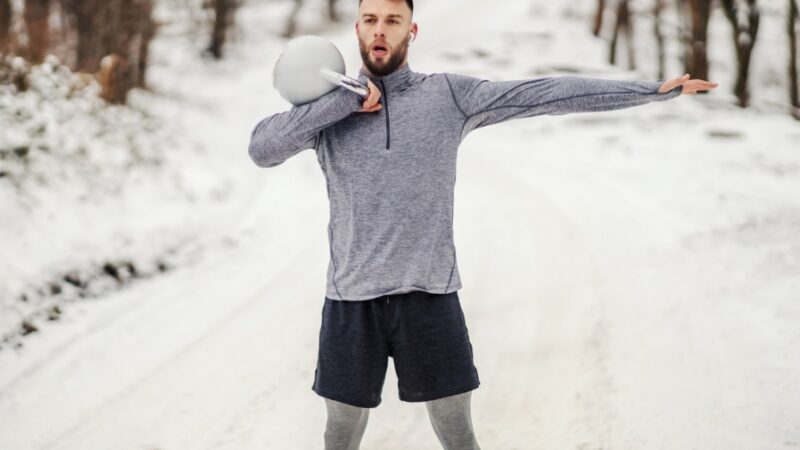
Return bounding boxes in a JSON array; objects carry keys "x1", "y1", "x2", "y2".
[{"x1": 359, "y1": 78, "x2": 382, "y2": 113}]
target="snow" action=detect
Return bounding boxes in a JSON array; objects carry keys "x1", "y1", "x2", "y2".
[{"x1": 1, "y1": 0, "x2": 798, "y2": 449}]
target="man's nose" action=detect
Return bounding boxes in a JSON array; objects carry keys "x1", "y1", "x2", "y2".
[{"x1": 373, "y1": 21, "x2": 386, "y2": 37}]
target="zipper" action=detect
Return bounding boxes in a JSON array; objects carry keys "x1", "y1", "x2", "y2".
[{"x1": 379, "y1": 79, "x2": 391, "y2": 149}]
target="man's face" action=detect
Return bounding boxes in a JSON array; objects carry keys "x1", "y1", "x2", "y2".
[{"x1": 356, "y1": 0, "x2": 416, "y2": 77}]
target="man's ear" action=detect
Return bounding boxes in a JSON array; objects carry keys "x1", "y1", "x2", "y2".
[{"x1": 411, "y1": 22, "x2": 418, "y2": 40}]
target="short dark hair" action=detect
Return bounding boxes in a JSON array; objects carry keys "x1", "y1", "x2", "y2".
[{"x1": 358, "y1": 0, "x2": 414, "y2": 14}]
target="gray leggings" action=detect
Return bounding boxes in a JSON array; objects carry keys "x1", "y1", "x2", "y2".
[{"x1": 324, "y1": 391, "x2": 481, "y2": 450}]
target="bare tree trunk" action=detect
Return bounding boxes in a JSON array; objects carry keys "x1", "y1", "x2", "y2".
[
  {"x1": 208, "y1": 0, "x2": 230, "y2": 59},
  {"x1": 720, "y1": 0, "x2": 760, "y2": 107},
  {"x1": 624, "y1": 0, "x2": 636, "y2": 70},
  {"x1": 687, "y1": 0, "x2": 712, "y2": 81},
  {"x1": 0, "y1": 0, "x2": 12, "y2": 55},
  {"x1": 610, "y1": 0, "x2": 620, "y2": 65},
  {"x1": 59, "y1": 0, "x2": 86, "y2": 70},
  {"x1": 24, "y1": 0, "x2": 52, "y2": 63},
  {"x1": 118, "y1": 0, "x2": 153, "y2": 92},
  {"x1": 61, "y1": 0, "x2": 154, "y2": 103},
  {"x1": 98, "y1": 0, "x2": 129, "y2": 103},
  {"x1": 48, "y1": 0, "x2": 73, "y2": 66},
  {"x1": 328, "y1": 0, "x2": 338, "y2": 22},
  {"x1": 108, "y1": 0, "x2": 155, "y2": 102},
  {"x1": 654, "y1": 0, "x2": 667, "y2": 80},
  {"x1": 136, "y1": 0, "x2": 154, "y2": 88},
  {"x1": 609, "y1": 0, "x2": 634, "y2": 70},
  {"x1": 94, "y1": 0, "x2": 122, "y2": 72},
  {"x1": 60, "y1": 0, "x2": 105, "y2": 73},
  {"x1": 283, "y1": 0, "x2": 303, "y2": 38},
  {"x1": 790, "y1": 0, "x2": 799, "y2": 118},
  {"x1": 675, "y1": 0, "x2": 691, "y2": 73},
  {"x1": 593, "y1": 0, "x2": 607, "y2": 37}
]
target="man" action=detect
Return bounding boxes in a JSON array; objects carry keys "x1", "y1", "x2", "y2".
[{"x1": 248, "y1": 0, "x2": 718, "y2": 448}]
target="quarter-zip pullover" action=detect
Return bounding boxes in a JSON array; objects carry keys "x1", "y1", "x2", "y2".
[{"x1": 248, "y1": 63, "x2": 683, "y2": 301}]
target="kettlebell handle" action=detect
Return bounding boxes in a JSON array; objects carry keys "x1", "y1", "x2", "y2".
[{"x1": 320, "y1": 67, "x2": 369, "y2": 98}]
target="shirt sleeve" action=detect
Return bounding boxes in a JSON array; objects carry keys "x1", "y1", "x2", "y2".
[
  {"x1": 248, "y1": 76, "x2": 367, "y2": 168},
  {"x1": 443, "y1": 73, "x2": 683, "y2": 138}
]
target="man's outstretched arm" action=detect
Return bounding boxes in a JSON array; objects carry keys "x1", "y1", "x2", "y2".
[
  {"x1": 248, "y1": 87, "x2": 361, "y2": 168},
  {"x1": 444, "y1": 72, "x2": 717, "y2": 137},
  {"x1": 247, "y1": 75, "x2": 380, "y2": 168}
]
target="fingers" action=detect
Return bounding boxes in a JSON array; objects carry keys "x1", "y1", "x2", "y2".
[
  {"x1": 360, "y1": 79, "x2": 382, "y2": 113},
  {"x1": 364, "y1": 83, "x2": 377, "y2": 105},
  {"x1": 689, "y1": 79, "x2": 719, "y2": 88},
  {"x1": 677, "y1": 73, "x2": 690, "y2": 84},
  {"x1": 685, "y1": 79, "x2": 720, "y2": 94},
  {"x1": 658, "y1": 74, "x2": 690, "y2": 94},
  {"x1": 661, "y1": 74, "x2": 720, "y2": 96},
  {"x1": 360, "y1": 100, "x2": 382, "y2": 112},
  {"x1": 362, "y1": 102, "x2": 382, "y2": 112},
  {"x1": 671, "y1": 74, "x2": 719, "y2": 95}
]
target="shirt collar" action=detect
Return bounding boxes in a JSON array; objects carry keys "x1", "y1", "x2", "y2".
[{"x1": 358, "y1": 63, "x2": 414, "y2": 93}]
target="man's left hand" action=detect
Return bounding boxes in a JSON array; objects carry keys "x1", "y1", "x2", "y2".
[{"x1": 659, "y1": 74, "x2": 719, "y2": 95}]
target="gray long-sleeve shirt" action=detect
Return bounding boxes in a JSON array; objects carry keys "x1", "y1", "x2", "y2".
[{"x1": 248, "y1": 63, "x2": 683, "y2": 301}]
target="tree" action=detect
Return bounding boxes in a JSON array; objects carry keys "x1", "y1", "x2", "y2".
[
  {"x1": 720, "y1": 0, "x2": 760, "y2": 107},
  {"x1": 593, "y1": 0, "x2": 607, "y2": 37},
  {"x1": 0, "y1": 0, "x2": 11, "y2": 55},
  {"x1": 135, "y1": 0, "x2": 155, "y2": 88},
  {"x1": 60, "y1": 0, "x2": 112, "y2": 73},
  {"x1": 24, "y1": 0, "x2": 52, "y2": 63},
  {"x1": 207, "y1": 0, "x2": 238, "y2": 59},
  {"x1": 653, "y1": 0, "x2": 668, "y2": 80},
  {"x1": 328, "y1": 0, "x2": 339, "y2": 22},
  {"x1": 283, "y1": 0, "x2": 303, "y2": 38},
  {"x1": 788, "y1": 0, "x2": 799, "y2": 118},
  {"x1": 609, "y1": 0, "x2": 636, "y2": 70},
  {"x1": 681, "y1": 0, "x2": 713, "y2": 82},
  {"x1": 282, "y1": 0, "x2": 340, "y2": 38},
  {"x1": 60, "y1": 0, "x2": 155, "y2": 103}
]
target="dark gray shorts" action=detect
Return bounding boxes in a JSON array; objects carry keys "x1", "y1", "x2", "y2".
[{"x1": 311, "y1": 290, "x2": 480, "y2": 408}]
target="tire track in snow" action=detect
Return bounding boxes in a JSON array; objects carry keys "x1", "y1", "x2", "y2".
[{"x1": 455, "y1": 142, "x2": 616, "y2": 449}]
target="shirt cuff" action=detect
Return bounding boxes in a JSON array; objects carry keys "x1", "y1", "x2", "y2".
[{"x1": 651, "y1": 79, "x2": 683, "y2": 101}]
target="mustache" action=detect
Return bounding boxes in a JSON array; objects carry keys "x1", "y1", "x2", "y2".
[
  {"x1": 361, "y1": 36, "x2": 410, "y2": 53},
  {"x1": 364, "y1": 41, "x2": 390, "y2": 51}
]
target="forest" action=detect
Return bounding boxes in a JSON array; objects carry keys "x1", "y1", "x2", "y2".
[{"x1": 0, "y1": 0, "x2": 798, "y2": 116}]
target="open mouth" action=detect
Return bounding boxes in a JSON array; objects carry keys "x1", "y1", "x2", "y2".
[{"x1": 372, "y1": 44, "x2": 388, "y2": 57}]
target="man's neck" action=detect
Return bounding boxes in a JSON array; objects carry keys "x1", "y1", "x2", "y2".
[{"x1": 360, "y1": 61, "x2": 408, "y2": 78}]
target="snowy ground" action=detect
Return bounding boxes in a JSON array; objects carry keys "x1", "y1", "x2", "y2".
[{"x1": 1, "y1": 0, "x2": 799, "y2": 449}]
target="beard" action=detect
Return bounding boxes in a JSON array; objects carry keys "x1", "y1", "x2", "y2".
[{"x1": 358, "y1": 33, "x2": 411, "y2": 77}]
